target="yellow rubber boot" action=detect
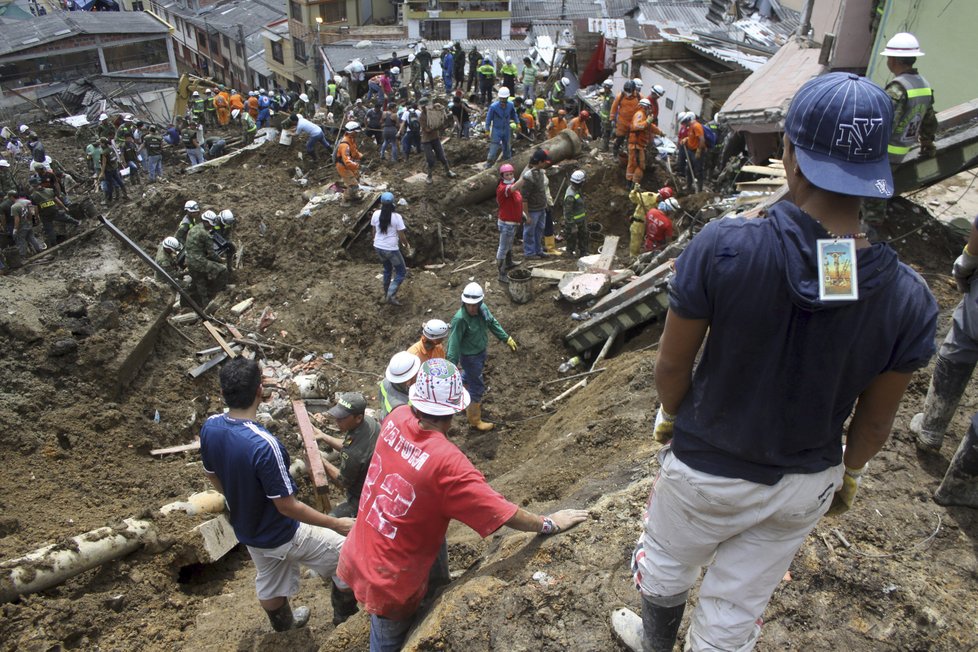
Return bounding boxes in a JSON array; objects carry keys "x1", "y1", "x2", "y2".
[
  {"x1": 544, "y1": 235, "x2": 561, "y2": 256},
  {"x1": 466, "y1": 403, "x2": 494, "y2": 431}
]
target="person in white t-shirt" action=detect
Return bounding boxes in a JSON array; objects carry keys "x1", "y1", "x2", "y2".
[{"x1": 371, "y1": 191, "x2": 411, "y2": 306}]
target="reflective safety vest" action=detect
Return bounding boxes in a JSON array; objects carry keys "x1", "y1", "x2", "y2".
[
  {"x1": 888, "y1": 73, "x2": 933, "y2": 156},
  {"x1": 563, "y1": 185, "x2": 586, "y2": 221}
]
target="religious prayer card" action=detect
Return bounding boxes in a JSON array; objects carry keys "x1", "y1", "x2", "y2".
[{"x1": 817, "y1": 238, "x2": 859, "y2": 302}]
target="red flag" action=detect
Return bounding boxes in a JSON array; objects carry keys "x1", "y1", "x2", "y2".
[{"x1": 580, "y1": 36, "x2": 608, "y2": 87}]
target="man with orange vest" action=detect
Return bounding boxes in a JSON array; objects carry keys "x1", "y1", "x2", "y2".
[
  {"x1": 610, "y1": 79, "x2": 640, "y2": 157},
  {"x1": 627, "y1": 98, "x2": 663, "y2": 187},
  {"x1": 547, "y1": 109, "x2": 568, "y2": 139},
  {"x1": 679, "y1": 112, "x2": 706, "y2": 191},
  {"x1": 568, "y1": 110, "x2": 591, "y2": 141},
  {"x1": 335, "y1": 121, "x2": 363, "y2": 201},
  {"x1": 229, "y1": 89, "x2": 245, "y2": 113},
  {"x1": 246, "y1": 91, "x2": 260, "y2": 120},
  {"x1": 214, "y1": 91, "x2": 230, "y2": 127}
]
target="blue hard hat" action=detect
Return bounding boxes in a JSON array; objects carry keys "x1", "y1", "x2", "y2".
[{"x1": 380, "y1": 191, "x2": 395, "y2": 204}]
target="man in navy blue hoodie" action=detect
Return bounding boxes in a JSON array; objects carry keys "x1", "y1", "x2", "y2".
[{"x1": 612, "y1": 73, "x2": 938, "y2": 652}]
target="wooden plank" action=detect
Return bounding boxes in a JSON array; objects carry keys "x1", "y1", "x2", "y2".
[
  {"x1": 591, "y1": 235, "x2": 619, "y2": 271},
  {"x1": 23, "y1": 225, "x2": 102, "y2": 265},
  {"x1": 170, "y1": 313, "x2": 199, "y2": 324},
  {"x1": 292, "y1": 399, "x2": 332, "y2": 512},
  {"x1": 339, "y1": 192, "x2": 382, "y2": 249},
  {"x1": 530, "y1": 268, "x2": 576, "y2": 280},
  {"x1": 203, "y1": 321, "x2": 237, "y2": 359},
  {"x1": 741, "y1": 165, "x2": 786, "y2": 177},
  {"x1": 225, "y1": 324, "x2": 244, "y2": 340},
  {"x1": 451, "y1": 260, "x2": 486, "y2": 273},
  {"x1": 150, "y1": 440, "x2": 201, "y2": 456},
  {"x1": 188, "y1": 351, "x2": 228, "y2": 378}
]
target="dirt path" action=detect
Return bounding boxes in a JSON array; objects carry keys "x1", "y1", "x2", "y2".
[{"x1": 1, "y1": 122, "x2": 976, "y2": 651}]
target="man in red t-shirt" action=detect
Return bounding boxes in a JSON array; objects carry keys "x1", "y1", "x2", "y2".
[
  {"x1": 338, "y1": 359, "x2": 588, "y2": 650},
  {"x1": 495, "y1": 162, "x2": 524, "y2": 283},
  {"x1": 643, "y1": 197, "x2": 678, "y2": 252}
]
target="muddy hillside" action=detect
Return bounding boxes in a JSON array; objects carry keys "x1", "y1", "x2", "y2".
[{"x1": 0, "y1": 118, "x2": 976, "y2": 652}]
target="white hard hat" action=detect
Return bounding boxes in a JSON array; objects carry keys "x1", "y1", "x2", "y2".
[
  {"x1": 299, "y1": 93, "x2": 309, "y2": 102},
  {"x1": 561, "y1": 77, "x2": 570, "y2": 86},
  {"x1": 345, "y1": 120, "x2": 361, "y2": 132},
  {"x1": 498, "y1": 87, "x2": 511, "y2": 99},
  {"x1": 306, "y1": 79, "x2": 313, "y2": 85},
  {"x1": 201, "y1": 210, "x2": 219, "y2": 225},
  {"x1": 0, "y1": 159, "x2": 8, "y2": 168},
  {"x1": 602, "y1": 78, "x2": 613, "y2": 87},
  {"x1": 652, "y1": 84, "x2": 665, "y2": 96},
  {"x1": 661, "y1": 197, "x2": 680, "y2": 212},
  {"x1": 219, "y1": 209, "x2": 235, "y2": 225},
  {"x1": 259, "y1": 87, "x2": 266, "y2": 94},
  {"x1": 162, "y1": 236, "x2": 181, "y2": 252},
  {"x1": 422, "y1": 319, "x2": 450, "y2": 340},
  {"x1": 206, "y1": 88, "x2": 213, "y2": 94},
  {"x1": 633, "y1": 78, "x2": 643, "y2": 88},
  {"x1": 231, "y1": 109, "x2": 241, "y2": 119},
  {"x1": 184, "y1": 200, "x2": 200, "y2": 213},
  {"x1": 192, "y1": 91, "x2": 200, "y2": 97},
  {"x1": 407, "y1": 359, "x2": 470, "y2": 416},
  {"x1": 639, "y1": 98, "x2": 651, "y2": 107},
  {"x1": 881, "y1": 32, "x2": 925, "y2": 57},
  {"x1": 408, "y1": 54, "x2": 416, "y2": 62},
  {"x1": 99, "y1": 113, "x2": 109, "y2": 121},
  {"x1": 18, "y1": 124, "x2": 28, "y2": 133},
  {"x1": 505, "y1": 56, "x2": 512, "y2": 63},
  {"x1": 386, "y1": 351, "x2": 422, "y2": 384},
  {"x1": 325, "y1": 95, "x2": 335, "y2": 106},
  {"x1": 391, "y1": 66, "x2": 400, "y2": 75},
  {"x1": 461, "y1": 282, "x2": 484, "y2": 304},
  {"x1": 570, "y1": 169, "x2": 586, "y2": 184},
  {"x1": 680, "y1": 111, "x2": 693, "y2": 123}
]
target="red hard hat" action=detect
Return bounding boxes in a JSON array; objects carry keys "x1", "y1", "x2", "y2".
[
  {"x1": 580, "y1": 110, "x2": 590, "y2": 119},
  {"x1": 658, "y1": 187, "x2": 674, "y2": 199}
]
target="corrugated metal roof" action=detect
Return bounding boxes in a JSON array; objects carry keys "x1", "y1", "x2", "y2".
[
  {"x1": 511, "y1": 0, "x2": 638, "y2": 22},
  {"x1": 0, "y1": 11, "x2": 169, "y2": 58},
  {"x1": 166, "y1": 0, "x2": 285, "y2": 63}
]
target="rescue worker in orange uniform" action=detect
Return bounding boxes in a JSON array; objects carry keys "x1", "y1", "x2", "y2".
[
  {"x1": 627, "y1": 98, "x2": 663, "y2": 187},
  {"x1": 336, "y1": 121, "x2": 363, "y2": 202},
  {"x1": 246, "y1": 91, "x2": 260, "y2": 120},
  {"x1": 214, "y1": 91, "x2": 230, "y2": 127},
  {"x1": 568, "y1": 110, "x2": 591, "y2": 141},
  {"x1": 547, "y1": 109, "x2": 568, "y2": 139},
  {"x1": 610, "y1": 79, "x2": 640, "y2": 157},
  {"x1": 229, "y1": 89, "x2": 244, "y2": 113}
]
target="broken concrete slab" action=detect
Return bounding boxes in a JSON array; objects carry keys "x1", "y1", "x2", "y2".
[
  {"x1": 190, "y1": 515, "x2": 237, "y2": 565},
  {"x1": 558, "y1": 272, "x2": 611, "y2": 304}
]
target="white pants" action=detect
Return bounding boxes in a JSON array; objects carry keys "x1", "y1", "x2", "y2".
[
  {"x1": 633, "y1": 447, "x2": 841, "y2": 651},
  {"x1": 248, "y1": 522, "x2": 347, "y2": 601}
]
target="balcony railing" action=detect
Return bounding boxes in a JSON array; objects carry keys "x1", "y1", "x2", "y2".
[{"x1": 404, "y1": 0, "x2": 510, "y2": 18}]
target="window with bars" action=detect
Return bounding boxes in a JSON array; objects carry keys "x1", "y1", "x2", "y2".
[
  {"x1": 271, "y1": 41, "x2": 284, "y2": 64},
  {"x1": 294, "y1": 37, "x2": 307, "y2": 62},
  {"x1": 421, "y1": 20, "x2": 450, "y2": 39},
  {"x1": 290, "y1": 0, "x2": 302, "y2": 20}
]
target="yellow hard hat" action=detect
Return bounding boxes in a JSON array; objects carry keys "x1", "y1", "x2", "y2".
[{"x1": 534, "y1": 98, "x2": 546, "y2": 110}]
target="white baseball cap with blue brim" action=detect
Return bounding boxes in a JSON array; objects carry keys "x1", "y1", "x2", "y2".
[{"x1": 785, "y1": 72, "x2": 894, "y2": 199}]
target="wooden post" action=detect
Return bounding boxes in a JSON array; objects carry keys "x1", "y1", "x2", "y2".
[{"x1": 292, "y1": 400, "x2": 332, "y2": 512}]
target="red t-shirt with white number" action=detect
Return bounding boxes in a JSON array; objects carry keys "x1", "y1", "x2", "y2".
[{"x1": 337, "y1": 405, "x2": 518, "y2": 620}]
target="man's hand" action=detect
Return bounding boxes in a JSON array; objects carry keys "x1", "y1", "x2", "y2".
[
  {"x1": 332, "y1": 517, "x2": 355, "y2": 536},
  {"x1": 653, "y1": 405, "x2": 676, "y2": 443},
  {"x1": 919, "y1": 142, "x2": 936, "y2": 159},
  {"x1": 952, "y1": 246, "x2": 978, "y2": 292},
  {"x1": 543, "y1": 508, "x2": 589, "y2": 534},
  {"x1": 506, "y1": 336, "x2": 518, "y2": 352},
  {"x1": 826, "y1": 465, "x2": 864, "y2": 517}
]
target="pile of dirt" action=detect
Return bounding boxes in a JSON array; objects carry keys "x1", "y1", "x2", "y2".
[{"x1": 1, "y1": 118, "x2": 977, "y2": 652}]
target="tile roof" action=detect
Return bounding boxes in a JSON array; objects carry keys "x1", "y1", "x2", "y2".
[{"x1": 0, "y1": 10, "x2": 169, "y2": 58}]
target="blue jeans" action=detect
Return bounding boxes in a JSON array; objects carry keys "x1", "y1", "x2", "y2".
[
  {"x1": 402, "y1": 131, "x2": 421, "y2": 159},
  {"x1": 186, "y1": 147, "x2": 204, "y2": 166},
  {"x1": 459, "y1": 349, "x2": 487, "y2": 403},
  {"x1": 443, "y1": 74, "x2": 453, "y2": 92},
  {"x1": 524, "y1": 209, "x2": 546, "y2": 256},
  {"x1": 496, "y1": 220, "x2": 517, "y2": 260},
  {"x1": 306, "y1": 132, "x2": 332, "y2": 158},
  {"x1": 146, "y1": 154, "x2": 162, "y2": 181},
  {"x1": 380, "y1": 129, "x2": 400, "y2": 161},
  {"x1": 376, "y1": 247, "x2": 407, "y2": 298},
  {"x1": 486, "y1": 132, "x2": 512, "y2": 166},
  {"x1": 369, "y1": 614, "x2": 413, "y2": 652},
  {"x1": 365, "y1": 81, "x2": 385, "y2": 106}
]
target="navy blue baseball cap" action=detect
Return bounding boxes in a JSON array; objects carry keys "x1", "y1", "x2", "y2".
[{"x1": 785, "y1": 72, "x2": 894, "y2": 199}]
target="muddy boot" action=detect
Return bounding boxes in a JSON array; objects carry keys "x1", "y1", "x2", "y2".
[
  {"x1": 505, "y1": 251, "x2": 519, "y2": 270},
  {"x1": 330, "y1": 582, "x2": 359, "y2": 625},
  {"x1": 641, "y1": 597, "x2": 686, "y2": 652},
  {"x1": 446, "y1": 167, "x2": 457, "y2": 178},
  {"x1": 934, "y1": 414, "x2": 978, "y2": 508},
  {"x1": 910, "y1": 355, "x2": 976, "y2": 451},
  {"x1": 265, "y1": 601, "x2": 310, "y2": 632},
  {"x1": 466, "y1": 402, "x2": 494, "y2": 431},
  {"x1": 497, "y1": 258, "x2": 509, "y2": 284},
  {"x1": 544, "y1": 236, "x2": 561, "y2": 256}
]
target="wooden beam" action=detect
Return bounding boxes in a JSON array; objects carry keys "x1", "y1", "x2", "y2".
[
  {"x1": 23, "y1": 225, "x2": 102, "y2": 265},
  {"x1": 292, "y1": 400, "x2": 332, "y2": 512},
  {"x1": 150, "y1": 440, "x2": 201, "y2": 456},
  {"x1": 188, "y1": 351, "x2": 229, "y2": 378},
  {"x1": 591, "y1": 235, "x2": 619, "y2": 271},
  {"x1": 203, "y1": 321, "x2": 237, "y2": 359}
]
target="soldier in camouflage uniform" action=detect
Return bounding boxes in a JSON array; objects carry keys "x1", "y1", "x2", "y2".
[
  {"x1": 185, "y1": 210, "x2": 228, "y2": 307},
  {"x1": 155, "y1": 236, "x2": 189, "y2": 287},
  {"x1": 0, "y1": 159, "x2": 16, "y2": 195}
]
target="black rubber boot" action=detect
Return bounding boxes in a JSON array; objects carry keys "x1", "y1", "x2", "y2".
[
  {"x1": 505, "y1": 251, "x2": 519, "y2": 270},
  {"x1": 641, "y1": 597, "x2": 686, "y2": 652},
  {"x1": 497, "y1": 258, "x2": 509, "y2": 284},
  {"x1": 934, "y1": 414, "x2": 978, "y2": 508},
  {"x1": 331, "y1": 582, "x2": 359, "y2": 625},
  {"x1": 911, "y1": 355, "x2": 976, "y2": 451},
  {"x1": 266, "y1": 601, "x2": 310, "y2": 632}
]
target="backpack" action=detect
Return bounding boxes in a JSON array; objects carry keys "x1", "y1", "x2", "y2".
[
  {"x1": 424, "y1": 105, "x2": 446, "y2": 131},
  {"x1": 407, "y1": 111, "x2": 421, "y2": 133},
  {"x1": 702, "y1": 122, "x2": 718, "y2": 148}
]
